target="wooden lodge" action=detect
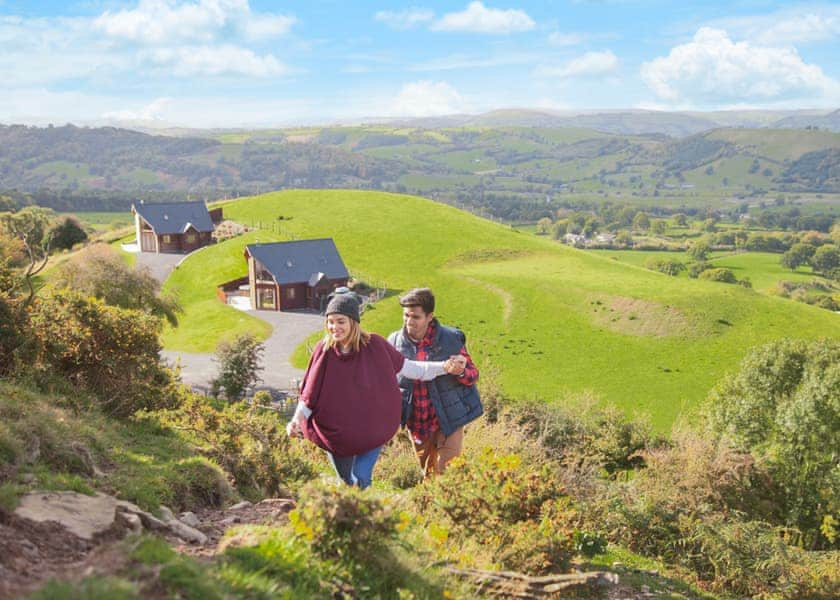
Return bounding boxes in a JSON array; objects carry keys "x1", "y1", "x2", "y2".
[
  {"x1": 218, "y1": 239, "x2": 350, "y2": 312},
  {"x1": 131, "y1": 201, "x2": 221, "y2": 253}
]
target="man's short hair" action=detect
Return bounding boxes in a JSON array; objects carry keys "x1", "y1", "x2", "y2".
[{"x1": 399, "y1": 287, "x2": 435, "y2": 314}]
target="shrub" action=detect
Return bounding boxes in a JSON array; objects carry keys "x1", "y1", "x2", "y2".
[
  {"x1": 707, "y1": 339, "x2": 840, "y2": 549},
  {"x1": 51, "y1": 244, "x2": 180, "y2": 326},
  {"x1": 169, "y1": 457, "x2": 235, "y2": 511},
  {"x1": 29, "y1": 291, "x2": 180, "y2": 416},
  {"x1": 375, "y1": 435, "x2": 424, "y2": 490},
  {"x1": 211, "y1": 333, "x2": 264, "y2": 402},
  {"x1": 685, "y1": 261, "x2": 708, "y2": 278},
  {"x1": 0, "y1": 292, "x2": 34, "y2": 376},
  {"x1": 681, "y1": 516, "x2": 807, "y2": 596},
  {"x1": 511, "y1": 397, "x2": 654, "y2": 473},
  {"x1": 699, "y1": 267, "x2": 737, "y2": 284},
  {"x1": 413, "y1": 448, "x2": 577, "y2": 574},
  {"x1": 290, "y1": 481, "x2": 399, "y2": 563},
  {"x1": 815, "y1": 294, "x2": 839, "y2": 311},
  {"x1": 150, "y1": 395, "x2": 318, "y2": 499},
  {"x1": 644, "y1": 257, "x2": 685, "y2": 276},
  {"x1": 49, "y1": 216, "x2": 88, "y2": 251},
  {"x1": 595, "y1": 430, "x2": 778, "y2": 560}
]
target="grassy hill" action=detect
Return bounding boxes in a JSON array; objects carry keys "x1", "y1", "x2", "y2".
[
  {"x1": 163, "y1": 189, "x2": 840, "y2": 431},
  {"x1": 161, "y1": 230, "x2": 275, "y2": 351}
]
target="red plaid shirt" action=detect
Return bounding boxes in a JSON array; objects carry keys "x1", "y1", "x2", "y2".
[{"x1": 406, "y1": 321, "x2": 479, "y2": 442}]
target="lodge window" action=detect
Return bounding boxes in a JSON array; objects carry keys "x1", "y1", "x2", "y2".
[
  {"x1": 186, "y1": 233, "x2": 196, "y2": 243},
  {"x1": 286, "y1": 287, "x2": 296, "y2": 299},
  {"x1": 258, "y1": 288, "x2": 275, "y2": 309},
  {"x1": 163, "y1": 234, "x2": 172, "y2": 243}
]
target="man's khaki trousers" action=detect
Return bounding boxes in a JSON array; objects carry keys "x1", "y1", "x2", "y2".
[{"x1": 412, "y1": 426, "x2": 464, "y2": 478}]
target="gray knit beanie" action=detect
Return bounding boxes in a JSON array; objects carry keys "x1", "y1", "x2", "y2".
[{"x1": 325, "y1": 293, "x2": 361, "y2": 322}]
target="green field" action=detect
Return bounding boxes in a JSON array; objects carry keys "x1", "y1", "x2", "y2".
[
  {"x1": 163, "y1": 190, "x2": 840, "y2": 432},
  {"x1": 63, "y1": 211, "x2": 132, "y2": 230},
  {"x1": 589, "y1": 249, "x2": 828, "y2": 294},
  {"x1": 707, "y1": 128, "x2": 840, "y2": 162},
  {"x1": 32, "y1": 160, "x2": 91, "y2": 177}
]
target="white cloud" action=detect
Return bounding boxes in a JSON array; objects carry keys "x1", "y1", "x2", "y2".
[
  {"x1": 0, "y1": 88, "x2": 119, "y2": 125},
  {"x1": 101, "y1": 97, "x2": 174, "y2": 122},
  {"x1": 432, "y1": 2, "x2": 535, "y2": 34},
  {"x1": 389, "y1": 80, "x2": 468, "y2": 117},
  {"x1": 640, "y1": 27, "x2": 839, "y2": 105},
  {"x1": 548, "y1": 32, "x2": 585, "y2": 46},
  {"x1": 0, "y1": 16, "x2": 128, "y2": 87},
  {"x1": 374, "y1": 8, "x2": 435, "y2": 30},
  {"x1": 243, "y1": 14, "x2": 298, "y2": 39},
  {"x1": 711, "y1": 7, "x2": 840, "y2": 45},
  {"x1": 411, "y1": 52, "x2": 537, "y2": 72},
  {"x1": 144, "y1": 44, "x2": 287, "y2": 77},
  {"x1": 534, "y1": 50, "x2": 619, "y2": 78},
  {"x1": 93, "y1": 0, "x2": 295, "y2": 44}
]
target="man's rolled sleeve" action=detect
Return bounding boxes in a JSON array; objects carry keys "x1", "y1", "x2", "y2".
[{"x1": 455, "y1": 347, "x2": 479, "y2": 386}]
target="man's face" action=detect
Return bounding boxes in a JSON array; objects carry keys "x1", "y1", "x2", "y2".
[{"x1": 403, "y1": 305, "x2": 434, "y2": 341}]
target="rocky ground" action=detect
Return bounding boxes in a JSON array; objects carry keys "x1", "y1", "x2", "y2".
[
  {"x1": 1, "y1": 491, "x2": 690, "y2": 599},
  {"x1": 0, "y1": 492, "x2": 295, "y2": 599}
]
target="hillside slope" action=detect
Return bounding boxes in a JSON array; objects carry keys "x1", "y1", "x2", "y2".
[{"x1": 164, "y1": 189, "x2": 840, "y2": 430}]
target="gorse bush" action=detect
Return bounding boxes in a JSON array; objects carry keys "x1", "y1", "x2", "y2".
[
  {"x1": 594, "y1": 430, "x2": 778, "y2": 559},
  {"x1": 29, "y1": 291, "x2": 181, "y2": 416},
  {"x1": 511, "y1": 397, "x2": 655, "y2": 473},
  {"x1": 376, "y1": 435, "x2": 424, "y2": 490},
  {"x1": 0, "y1": 291, "x2": 33, "y2": 376},
  {"x1": 414, "y1": 448, "x2": 578, "y2": 574},
  {"x1": 290, "y1": 482, "x2": 400, "y2": 564},
  {"x1": 150, "y1": 395, "x2": 318, "y2": 499}
]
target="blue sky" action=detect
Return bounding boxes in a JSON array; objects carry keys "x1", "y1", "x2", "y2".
[{"x1": 1, "y1": 1, "x2": 838, "y2": 127}]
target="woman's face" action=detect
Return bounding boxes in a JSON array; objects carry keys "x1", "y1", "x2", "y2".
[{"x1": 327, "y1": 314, "x2": 351, "y2": 345}]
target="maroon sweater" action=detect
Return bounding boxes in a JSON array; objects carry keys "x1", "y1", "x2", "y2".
[{"x1": 300, "y1": 334, "x2": 405, "y2": 456}]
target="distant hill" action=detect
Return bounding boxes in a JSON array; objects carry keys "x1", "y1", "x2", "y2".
[
  {"x1": 385, "y1": 108, "x2": 839, "y2": 136},
  {"x1": 1, "y1": 120, "x2": 838, "y2": 216},
  {"x1": 773, "y1": 108, "x2": 840, "y2": 131}
]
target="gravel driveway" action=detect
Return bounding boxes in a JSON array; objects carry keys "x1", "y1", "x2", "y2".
[
  {"x1": 161, "y1": 309, "x2": 324, "y2": 393},
  {"x1": 134, "y1": 251, "x2": 184, "y2": 284},
  {"x1": 137, "y1": 247, "x2": 325, "y2": 396}
]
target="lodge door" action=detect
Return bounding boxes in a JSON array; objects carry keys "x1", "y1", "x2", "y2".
[{"x1": 140, "y1": 231, "x2": 156, "y2": 252}]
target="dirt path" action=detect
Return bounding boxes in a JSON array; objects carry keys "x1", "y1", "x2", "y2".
[
  {"x1": 0, "y1": 498, "x2": 295, "y2": 598},
  {"x1": 464, "y1": 276, "x2": 514, "y2": 325}
]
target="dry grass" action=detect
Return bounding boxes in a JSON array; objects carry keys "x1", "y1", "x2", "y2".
[{"x1": 592, "y1": 296, "x2": 696, "y2": 337}]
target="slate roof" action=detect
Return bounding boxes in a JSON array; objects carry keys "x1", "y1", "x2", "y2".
[
  {"x1": 246, "y1": 239, "x2": 349, "y2": 285},
  {"x1": 132, "y1": 201, "x2": 214, "y2": 235}
]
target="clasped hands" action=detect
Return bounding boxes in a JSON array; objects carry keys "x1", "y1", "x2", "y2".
[{"x1": 443, "y1": 354, "x2": 467, "y2": 376}]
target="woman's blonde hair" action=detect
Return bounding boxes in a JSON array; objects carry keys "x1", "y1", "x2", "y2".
[{"x1": 323, "y1": 316, "x2": 370, "y2": 353}]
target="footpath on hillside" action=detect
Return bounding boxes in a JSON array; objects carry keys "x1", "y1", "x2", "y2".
[
  {"x1": 0, "y1": 491, "x2": 295, "y2": 598},
  {"x1": 1, "y1": 489, "x2": 675, "y2": 599}
]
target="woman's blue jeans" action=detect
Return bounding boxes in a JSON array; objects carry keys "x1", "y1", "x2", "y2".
[{"x1": 326, "y1": 445, "x2": 383, "y2": 489}]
